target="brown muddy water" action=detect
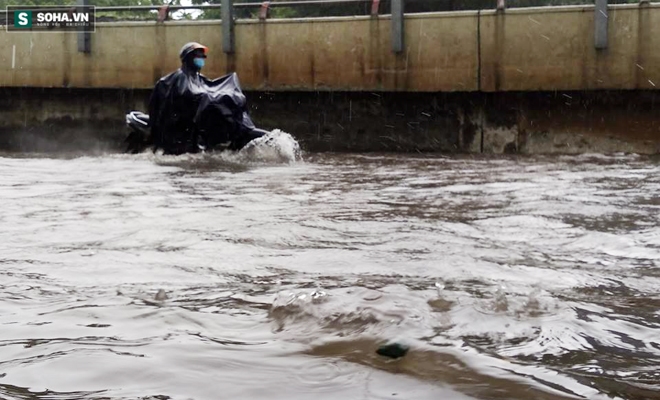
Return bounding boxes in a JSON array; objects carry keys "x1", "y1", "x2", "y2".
[{"x1": 0, "y1": 151, "x2": 658, "y2": 400}]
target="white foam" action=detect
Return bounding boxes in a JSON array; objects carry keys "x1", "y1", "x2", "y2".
[{"x1": 237, "y1": 129, "x2": 302, "y2": 164}]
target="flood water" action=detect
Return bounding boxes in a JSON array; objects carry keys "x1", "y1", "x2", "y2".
[{"x1": 0, "y1": 151, "x2": 658, "y2": 400}]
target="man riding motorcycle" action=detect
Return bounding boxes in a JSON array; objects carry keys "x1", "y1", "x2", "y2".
[{"x1": 145, "y1": 42, "x2": 267, "y2": 155}]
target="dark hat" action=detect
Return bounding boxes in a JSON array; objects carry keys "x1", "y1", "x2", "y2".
[{"x1": 179, "y1": 42, "x2": 208, "y2": 61}]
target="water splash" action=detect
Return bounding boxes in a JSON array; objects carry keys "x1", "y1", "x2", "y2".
[{"x1": 236, "y1": 129, "x2": 302, "y2": 164}]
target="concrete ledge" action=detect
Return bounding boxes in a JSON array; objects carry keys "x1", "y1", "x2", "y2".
[{"x1": 0, "y1": 88, "x2": 658, "y2": 154}]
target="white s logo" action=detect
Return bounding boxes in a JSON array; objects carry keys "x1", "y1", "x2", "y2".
[{"x1": 18, "y1": 12, "x2": 29, "y2": 26}]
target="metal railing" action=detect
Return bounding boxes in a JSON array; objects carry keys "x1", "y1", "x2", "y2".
[
  {"x1": 1, "y1": 0, "x2": 655, "y2": 55},
  {"x1": 95, "y1": 0, "x2": 379, "y2": 22},
  {"x1": 88, "y1": 0, "x2": 649, "y2": 18},
  {"x1": 1, "y1": 0, "x2": 652, "y2": 23},
  {"x1": 84, "y1": 0, "x2": 657, "y2": 20}
]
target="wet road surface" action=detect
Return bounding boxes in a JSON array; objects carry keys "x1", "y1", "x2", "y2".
[{"x1": 0, "y1": 152, "x2": 658, "y2": 400}]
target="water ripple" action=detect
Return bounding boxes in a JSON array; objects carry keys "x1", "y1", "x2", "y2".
[{"x1": 0, "y1": 153, "x2": 658, "y2": 399}]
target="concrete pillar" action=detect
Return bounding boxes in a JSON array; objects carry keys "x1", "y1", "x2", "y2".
[
  {"x1": 595, "y1": 0, "x2": 608, "y2": 50},
  {"x1": 77, "y1": 0, "x2": 91, "y2": 53},
  {"x1": 391, "y1": 0, "x2": 404, "y2": 53},
  {"x1": 222, "y1": 0, "x2": 235, "y2": 53}
]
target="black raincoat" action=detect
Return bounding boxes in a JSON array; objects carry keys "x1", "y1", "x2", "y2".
[{"x1": 148, "y1": 66, "x2": 260, "y2": 155}]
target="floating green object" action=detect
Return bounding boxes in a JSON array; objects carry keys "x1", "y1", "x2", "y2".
[{"x1": 376, "y1": 343, "x2": 409, "y2": 359}]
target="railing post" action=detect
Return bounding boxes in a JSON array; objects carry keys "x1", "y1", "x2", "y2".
[
  {"x1": 222, "y1": 0, "x2": 235, "y2": 53},
  {"x1": 157, "y1": 5, "x2": 170, "y2": 22},
  {"x1": 258, "y1": 1, "x2": 269, "y2": 20},
  {"x1": 595, "y1": 0, "x2": 608, "y2": 50},
  {"x1": 371, "y1": 0, "x2": 380, "y2": 16},
  {"x1": 391, "y1": 0, "x2": 404, "y2": 53},
  {"x1": 77, "y1": 0, "x2": 91, "y2": 53},
  {"x1": 496, "y1": 0, "x2": 506, "y2": 10}
]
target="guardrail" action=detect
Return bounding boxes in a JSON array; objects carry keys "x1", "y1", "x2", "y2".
[
  {"x1": 1, "y1": 0, "x2": 651, "y2": 20},
  {"x1": 89, "y1": 0, "x2": 649, "y2": 18},
  {"x1": 2, "y1": 0, "x2": 652, "y2": 54}
]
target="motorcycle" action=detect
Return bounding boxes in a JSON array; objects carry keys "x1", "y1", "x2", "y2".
[
  {"x1": 123, "y1": 110, "x2": 271, "y2": 155},
  {"x1": 124, "y1": 72, "x2": 275, "y2": 155},
  {"x1": 124, "y1": 111, "x2": 151, "y2": 154}
]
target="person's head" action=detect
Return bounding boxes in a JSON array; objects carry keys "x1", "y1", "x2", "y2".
[{"x1": 179, "y1": 42, "x2": 208, "y2": 71}]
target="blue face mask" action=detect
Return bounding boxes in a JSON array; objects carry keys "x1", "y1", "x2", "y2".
[{"x1": 193, "y1": 57, "x2": 205, "y2": 69}]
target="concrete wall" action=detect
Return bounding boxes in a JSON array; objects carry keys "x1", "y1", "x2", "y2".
[
  {"x1": 480, "y1": 4, "x2": 660, "y2": 91},
  {"x1": 1, "y1": 5, "x2": 659, "y2": 154},
  {"x1": 1, "y1": 87, "x2": 658, "y2": 154},
  {"x1": 2, "y1": 4, "x2": 660, "y2": 92},
  {"x1": 0, "y1": 13, "x2": 479, "y2": 92}
]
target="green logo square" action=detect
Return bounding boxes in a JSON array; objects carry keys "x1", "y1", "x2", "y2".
[{"x1": 14, "y1": 10, "x2": 32, "y2": 28}]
